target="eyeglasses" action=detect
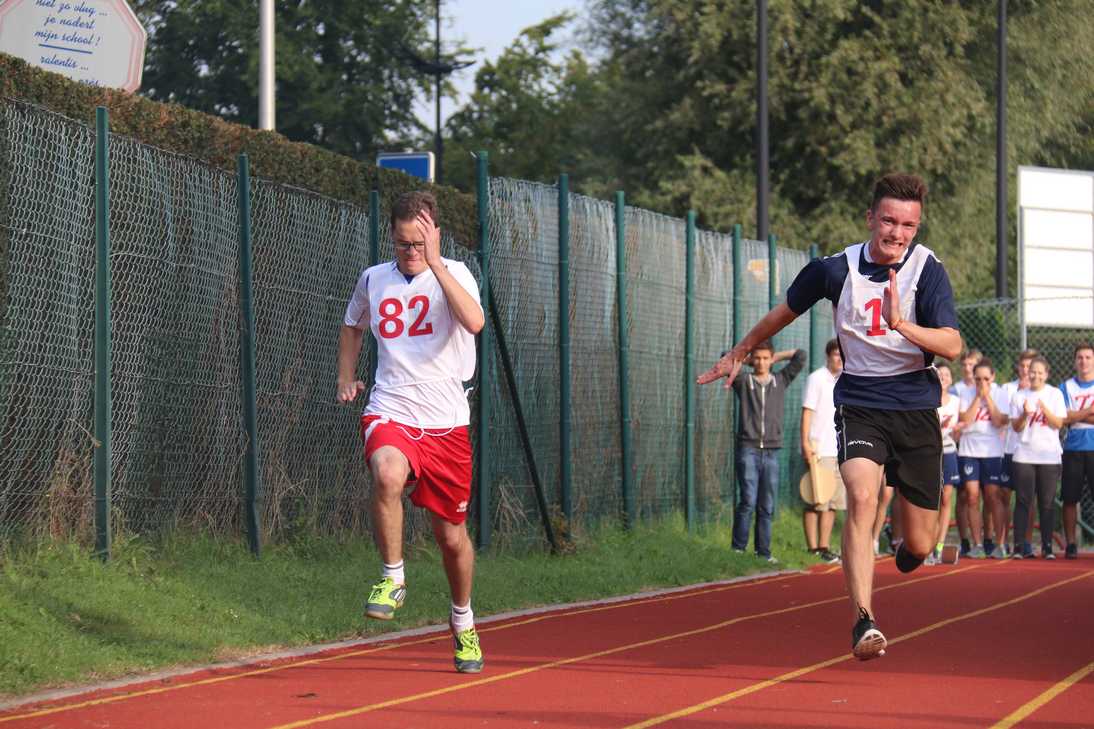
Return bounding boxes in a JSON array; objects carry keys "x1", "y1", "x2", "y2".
[{"x1": 395, "y1": 242, "x2": 425, "y2": 252}]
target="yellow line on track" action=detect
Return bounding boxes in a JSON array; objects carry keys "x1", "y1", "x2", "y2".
[
  {"x1": 258, "y1": 564, "x2": 984, "y2": 729},
  {"x1": 988, "y1": 659, "x2": 1094, "y2": 729},
  {"x1": 0, "y1": 572, "x2": 803, "y2": 723},
  {"x1": 623, "y1": 568, "x2": 1094, "y2": 728}
]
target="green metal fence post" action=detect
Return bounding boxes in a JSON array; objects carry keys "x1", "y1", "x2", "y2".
[
  {"x1": 368, "y1": 190, "x2": 380, "y2": 380},
  {"x1": 93, "y1": 106, "x2": 112, "y2": 561},
  {"x1": 475, "y1": 152, "x2": 493, "y2": 550},
  {"x1": 616, "y1": 191, "x2": 636, "y2": 528},
  {"x1": 809, "y1": 243, "x2": 821, "y2": 371},
  {"x1": 730, "y1": 224, "x2": 743, "y2": 514},
  {"x1": 685, "y1": 211, "x2": 697, "y2": 531},
  {"x1": 558, "y1": 174, "x2": 572, "y2": 528},
  {"x1": 768, "y1": 234, "x2": 778, "y2": 310},
  {"x1": 767, "y1": 232, "x2": 780, "y2": 512},
  {"x1": 237, "y1": 154, "x2": 263, "y2": 557}
]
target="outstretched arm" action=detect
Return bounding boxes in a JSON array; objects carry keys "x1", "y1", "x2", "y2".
[{"x1": 697, "y1": 303, "x2": 800, "y2": 388}]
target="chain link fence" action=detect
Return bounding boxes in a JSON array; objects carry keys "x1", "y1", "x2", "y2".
[{"x1": 10, "y1": 97, "x2": 1084, "y2": 552}]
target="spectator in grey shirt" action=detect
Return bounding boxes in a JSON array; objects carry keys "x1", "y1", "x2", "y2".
[{"x1": 728, "y1": 341, "x2": 807, "y2": 561}]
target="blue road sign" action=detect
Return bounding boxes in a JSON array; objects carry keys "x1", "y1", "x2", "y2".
[{"x1": 377, "y1": 152, "x2": 435, "y2": 183}]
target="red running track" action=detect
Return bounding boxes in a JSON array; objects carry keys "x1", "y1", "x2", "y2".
[{"x1": 2, "y1": 558, "x2": 1092, "y2": 728}]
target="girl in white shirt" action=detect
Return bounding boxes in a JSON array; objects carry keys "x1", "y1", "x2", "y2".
[
  {"x1": 1009, "y1": 356, "x2": 1066, "y2": 559},
  {"x1": 958, "y1": 360, "x2": 1010, "y2": 558},
  {"x1": 928, "y1": 366, "x2": 962, "y2": 564}
]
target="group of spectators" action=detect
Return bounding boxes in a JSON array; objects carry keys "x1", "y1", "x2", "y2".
[
  {"x1": 932, "y1": 345, "x2": 1094, "y2": 561},
  {"x1": 728, "y1": 341, "x2": 1094, "y2": 564}
]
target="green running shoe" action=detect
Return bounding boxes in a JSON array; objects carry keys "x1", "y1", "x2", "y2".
[
  {"x1": 364, "y1": 577, "x2": 406, "y2": 620},
  {"x1": 452, "y1": 627, "x2": 484, "y2": 673}
]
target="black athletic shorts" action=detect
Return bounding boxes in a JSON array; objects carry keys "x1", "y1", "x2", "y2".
[
  {"x1": 835, "y1": 404, "x2": 943, "y2": 510},
  {"x1": 1061, "y1": 450, "x2": 1094, "y2": 505}
]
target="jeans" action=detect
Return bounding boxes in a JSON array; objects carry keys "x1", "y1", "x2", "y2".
[{"x1": 733, "y1": 446, "x2": 780, "y2": 557}]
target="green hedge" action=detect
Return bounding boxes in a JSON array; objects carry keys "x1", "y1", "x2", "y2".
[{"x1": 0, "y1": 52, "x2": 479, "y2": 249}]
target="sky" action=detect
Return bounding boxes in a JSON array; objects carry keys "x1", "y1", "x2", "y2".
[{"x1": 413, "y1": 0, "x2": 583, "y2": 128}]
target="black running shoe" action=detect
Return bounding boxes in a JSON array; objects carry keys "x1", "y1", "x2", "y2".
[
  {"x1": 1065, "y1": 543, "x2": 1078, "y2": 560},
  {"x1": 851, "y1": 607, "x2": 887, "y2": 660}
]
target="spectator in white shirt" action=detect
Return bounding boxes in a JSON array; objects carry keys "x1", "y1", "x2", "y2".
[
  {"x1": 926, "y1": 364, "x2": 962, "y2": 564},
  {"x1": 954, "y1": 349, "x2": 982, "y2": 555},
  {"x1": 800, "y1": 340, "x2": 845, "y2": 563},
  {"x1": 1009, "y1": 356, "x2": 1066, "y2": 559},
  {"x1": 958, "y1": 358, "x2": 1010, "y2": 559}
]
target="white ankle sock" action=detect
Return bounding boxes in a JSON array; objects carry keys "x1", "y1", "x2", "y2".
[
  {"x1": 382, "y1": 560, "x2": 404, "y2": 585},
  {"x1": 451, "y1": 602, "x2": 474, "y2": 633}
]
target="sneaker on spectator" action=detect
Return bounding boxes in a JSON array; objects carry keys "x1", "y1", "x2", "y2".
[
  {"x1": 1043, "y1": 546, "x2": 1056, "y2": 560},
  {"x1": 819, "y1": 548, "x2": 841, "y2": 563},
  {"x1": 968, "y1": 544, "x2": 987, "y2": 559},
  {"x1": 1021, "y1": 542, "x2": 1035, "y2": 559},
  {"x1": 764, "y1": 555, "x2": 779, "y2": 564},
  {"x1": 959, "y1": 540, "x2": 971, "y2": 558},
  {"x1": 1065, "y1": 543, "x2": 1078, "y2": 560},
  {"x1": 988, "y1": 544, "x2": 1005, "y2": 560}
]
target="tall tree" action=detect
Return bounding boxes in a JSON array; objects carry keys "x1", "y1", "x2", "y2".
[
  {"x1": 576, "y1": 0, "x2": 1094, "y2": 298},
  {"x1": 132, "y1": 0, "x2": 438, "y2": 160},
  {"x1": 443, "y1": 14, "x2": 603, "y2": 191}
]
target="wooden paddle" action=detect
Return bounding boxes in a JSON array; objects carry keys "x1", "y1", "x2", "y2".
[{"x1": 798, "y1": 439, "x2": 837, "y2": 507}]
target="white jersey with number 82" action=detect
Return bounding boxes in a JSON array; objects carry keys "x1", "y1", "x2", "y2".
[{"x1": 344, "y1": 258, "x2": 481, "y2": 428}]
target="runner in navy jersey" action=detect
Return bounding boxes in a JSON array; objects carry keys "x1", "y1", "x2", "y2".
[{"x1": 698, "y1": 173, "x2": 962, "y2": 661}]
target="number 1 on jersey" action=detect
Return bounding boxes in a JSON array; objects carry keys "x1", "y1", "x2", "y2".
[{"x1": 864, "y1": 297, "x2": 886, "y2": 336}]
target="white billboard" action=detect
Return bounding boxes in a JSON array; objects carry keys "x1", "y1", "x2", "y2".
[
  {"x1": 0, "y1": 0, "x2": 147, "y2": 93},
  {"x1": 1018, "y1": 166, "x2": 1094, "y2": 329}
]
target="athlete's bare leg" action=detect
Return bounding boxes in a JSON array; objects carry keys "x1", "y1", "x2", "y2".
[
  {"x1": 956, "y1": 489, "x2": 970, "y2": 544},
  {"x1": 819, "y1": 509, "x2": 837, "y2": 550},
  {"x1": 982, "y1": 494, "x2": 995, "y2": 546},
  {"x1": 984, "y1": 484, "x2": 1009, "y2": 550},
  {"x1": 872, "y1": 484, "x2": 894, "y2": 551},
  {"x1": 369, "y1": 445, "x2": 412, "y2": 566},
  {"x1": 896, "y1": 493, "x2": 936, "y2": 559},
  {"x1": 432, "y1": 513, "x2": 474, "y2": 605},
  {"x1": 842, "y1": 458, "x2": 884, "y2": 619},
  {"x1": 803, "y1": 510, "x2": 820, "y2": 550},
  {"x1": 964, "y1": 481, "x2": 984, "y2": 546},
  {"x1": 933, "y1": 485, "x2": 954, "y2": 548}
]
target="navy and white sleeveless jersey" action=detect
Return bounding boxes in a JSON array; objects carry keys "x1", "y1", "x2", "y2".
[
  {"x1": 786, "y1": 241, "x2": 958, "y2": 411},
  {"x1": 1060, "y1": 377, "x2": 1094, "y2": 451}
]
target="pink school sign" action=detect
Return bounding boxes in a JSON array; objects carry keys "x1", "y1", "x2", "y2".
[{"x1": 0, "y1": 0, "x2": 147, "y2": 92}]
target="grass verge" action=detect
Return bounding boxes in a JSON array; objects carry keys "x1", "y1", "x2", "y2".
[{"x1": 0, "y1": 508, "x2": 836, "y2": 699}]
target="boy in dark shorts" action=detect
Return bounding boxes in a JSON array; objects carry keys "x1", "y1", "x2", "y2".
[{"x1": 698, "y1": 173, "x2": 961, "y2": 660}]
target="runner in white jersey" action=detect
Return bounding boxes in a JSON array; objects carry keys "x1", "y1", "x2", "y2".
[
  {"x1": 337, "y1": 191, "x2": 486, "y2": 673},
  {"x1": 698, "y1": 173, "x2": 962, "y2": 661},
  {"x1": 1009, "y1": 356, "x2": 1066, "y2": 558},
  {"x1": 1060, "y1": 343, "x2": 1094, "y2": 559}
]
